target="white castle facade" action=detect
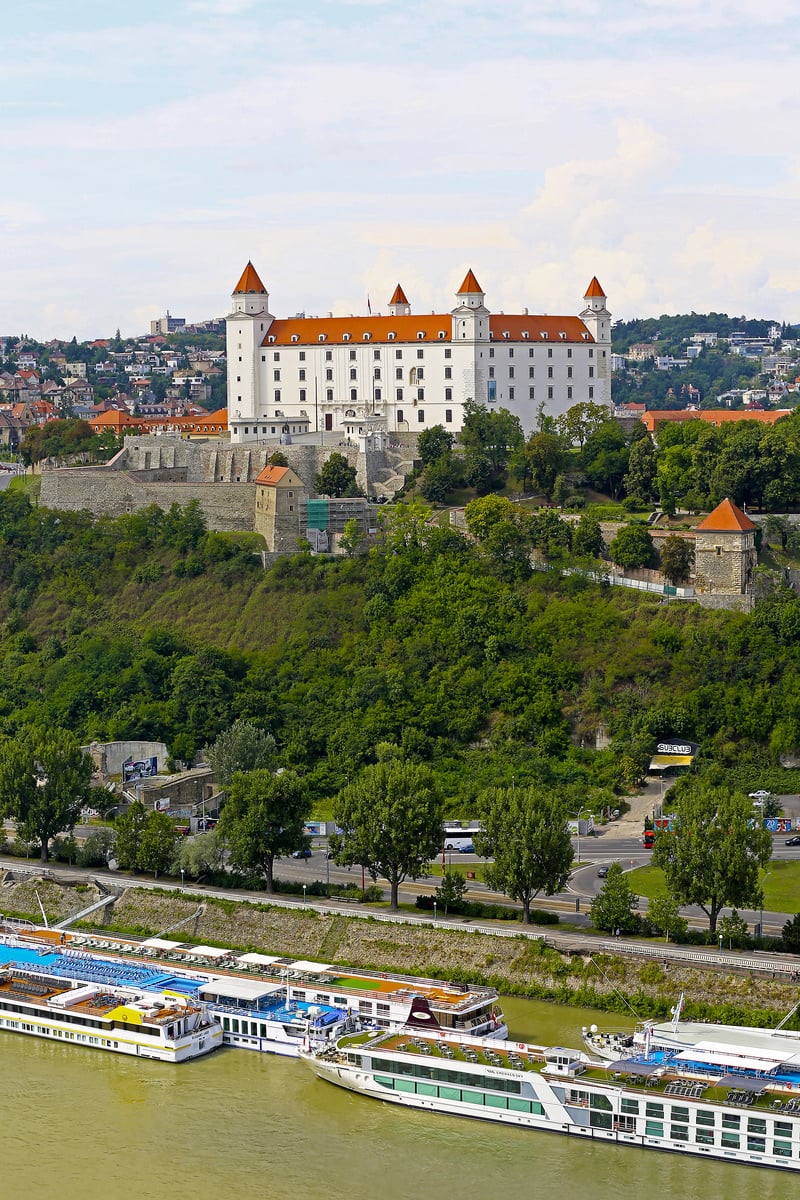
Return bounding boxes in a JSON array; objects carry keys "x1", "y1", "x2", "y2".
[{"x1": 226, "y1": 264, "x2": 611, "y2": 443}]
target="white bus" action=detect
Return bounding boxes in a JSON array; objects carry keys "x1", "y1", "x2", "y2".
[{"x1": 442, "y1": 823, "x2": 482, "y2": 852}]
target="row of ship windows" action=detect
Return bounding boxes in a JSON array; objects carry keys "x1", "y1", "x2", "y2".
[
  {"x1": 256, "y1": 347, "x2": 595, "y2": 362},
  {"x1": 368, "y1": 1056, "x2": 522, "y2": 1093},
  {"x1": 1, "y1": 1017, "x2": 118, "y2": 1048},
  {"x1": 256, "y1": 366, "x2": 594, "y2": 383},
  {"x1": 374, "y1": 1075, "x2": 544, "y2": 1113},
  {"x1": 575, "y1": 1090, "x2": 797, "y2": 1138}
]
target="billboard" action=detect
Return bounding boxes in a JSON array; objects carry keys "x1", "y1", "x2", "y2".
[
  {"x1": 123, "y1": 756, "x2": 158, "y2": 783},
  {"x1": 764, "y1": 818, "x2": 794, "y2": 833}
]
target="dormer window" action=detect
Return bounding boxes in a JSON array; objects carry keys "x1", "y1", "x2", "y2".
[
  {"x1": 416, "y1": 331, "x2": 425, "y2": 340},
  {"x1": 363, "y1": 332, "x2": 371, "y2": 341},
  {"x1": 522, "y1": 331, "x2": 529, "y2": 340},
  {"x1": 559, "y1": 332, "x2": 567, "y2": 340},
  {"x1": 268, "y1": 335, "x2": 276, "y2": 343},
  {"x1": 437, "y1": 331, "x2": 446, "y2": 339},
  {"x1": 343, "y1": 333, "x2": 351, "y2": 342},
  {"x1": 582, "y1": 332, "x2": 590, "y2": 340},
  {"x1": 388, "y1": 332, "x2": 396, "y2": 340},
  {"x1": 291, "y1": 334, "x2": 299, "y2": 343},
  {"x1": 541, "y1": 332, "x2": 549, "y2": 340},
  {"x1": 502, "y1": 331, "x2": 510, "y2": 339},
  {"x1": 319, "y1": 334, "x2": 326, "y2": 342}
]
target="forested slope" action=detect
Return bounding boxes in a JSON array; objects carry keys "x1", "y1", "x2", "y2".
[{"x1": 2, "y1": 489, "x2": 800, "y2": 810}]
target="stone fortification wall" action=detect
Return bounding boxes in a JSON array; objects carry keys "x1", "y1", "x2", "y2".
[
  {"x1": 39, "y1": 435, "x2": 413, "y2": 532},
  {"x1": 41, "y1": 466, "x2": 256, "y2": 531},
  {"x1": 696, "y1": 593, "x2": 755, "y2": 613},
  {"x1": 82, "y1": 740, "x2": 169, "y2": 777}
]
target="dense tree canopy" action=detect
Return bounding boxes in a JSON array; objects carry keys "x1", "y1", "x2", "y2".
[
  {"x1": 330, "y1": 760, "x2": 443, "y2": 909},
  {"x1": 0, "y1": 726, "x2": 92, "y2": 861},
  {"x1": 474, "y1": 786, "x2": 573, "y2": 923},
  {"x1": 652, "y1": 782, "x2": 772, "y2": 932}
]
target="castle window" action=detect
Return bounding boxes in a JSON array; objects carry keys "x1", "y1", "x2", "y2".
[
  {"x1": 716, "y1": 546, "x2": 722, "y2": 555},
  {"x1": 326, "y1": 389, "x2": 333, "y2": 402},
  {"x1": 343, "y1": 333, "x2": 351, "y2": 342},
  {"x1": 374, "y1": 349, "x2": 381, "y2": 360},
  {"x1": 583, "y1": 332, "x2": 590, "y2": 340},
  {"x1": 396, "y1": 367, "x2": 402, "y2": 380},
  {"x1": 548, "y1": 367, "x2": 553, "y2": 378},
  {"x1": 268, "y1": 335, "x2": 276, "y2": 343},
  {"x1": 541, "y1": 332, "x2": 548, "y2": 340},
  {"x1": 417, "y1": 348, "x2": 424, "y2": 359},
  {"x1": 589, "y1": 366, "x2": 594, "y2": 378},
  {"x1": 261, "y1": 355, "x2": 265, "y2": 362},
  {"x1": 396, "y1": 389, "x2": 403, "y2": 402},
  {"x1": 445, "y1": 387, "x2": 452, "y2": 400},
  {"x1": 445, "y1": 409, "x2": 452, "y2": 422},
  {"x1": 299, "y1": 369, "x2": 306, "y2": 381},
  {"x1": 289, "y1": 491, "x2": 293, "y2": 498},
  {"x1": 444, "y1": 367, "x2": 452, "y2": 379},
  {"x1": 548, "y1": 348, "x2": 553, "y2": 358},
  {"x1": 374, "y1": 368, "x2": 381, "y2": 379},
  {"x1": 522, "y1": 331, "x2": 529, "y2": 340},
  {"x1": 388, "y1": 332, "x2": 396, "y2": 340},
  {"x1": 363, "y1": 332, "x2": 371, "y2": 341},
  {"x1": 508, "y1": 348, "x2": 514, "y2": 358},
  {"x1": 438, "y1": 331, "x2": 446, "y2": 339},
  {"x1": 326, "y1": 369, "x2": 333, "y2": 381},
  {"x1": 350, "y1": 368, "x2": 357, "y2": 380},
  {"x1": 349, "y1": 349, "x2": 356, "y2": 360},
  {"x1": 502, "y1": 331, "x2": 509, "y2": 339},
  {"x1": 509, "y1": 387, "x2": 515, "y2": 400},
  {"x1": 488, "y1": 367, "x2": 494, "y2": 379},
  {"x1": 529, "y1": 387, "x2": 535, "y2": 399},
  {"x1": 529, "y1": 367, "x2": 535, "y2": 378},
  {"x1": 509, "y1": 367, "x2": 515, "y2": 379},
  {"x1": 396, "y1": 349, "x2": 403, "y2": 360},
  {"x1": 291, "y1": 334, "x2": 299, "y2": 343},
  {"x1": 299, "y1": 351, "x2": 306, "y2": 360},
  {"x1": 416, "y1": 331, "x2": 425, "y2": 340},
  {"x1": 588, "y1": 387, "x2": 594, "y2": 398},
  {"x1": 417, "y1": 388, "x2": 424, "y2": 401},
  {"x1": 547, "y1": 386, "x2": 553, "y2": 399},
  {"x1": 409, "y1": 367, "x2": 417, "y2": 385},
  {"x1": 319, "y1": 334, "x2": 326, "y2": 342},
  {"x1": 444, "y1": 348, "x2": 451, "y2": 358},
  {"x1": 529, "y1": 347, "x2": 534, "y2": 357},
  {"x1": 567, "y1": 348, "x2": 572, "y2": 358},
  {"x1": 567, "y1": 386, "x2": 572, "y2": 399},
  {"x1": 273, "y1": 370, "x2": 280, "y2": 381},
  {"x1": 418, "y1": 409, "x2": 425, "y2": 422},
  {"x1": 589, "y1": 348, "x2": 594, "y2": 358},
  {"x1": 274, "y1": 351, "x2": 280, "y2": 361},
  {"x1": 374, "y1": 388, "x2": 381, "y2": 400},
  {"x1": 397, "y1": 408, "x2": 404, "y2": 422},
  {"x1": 299, "y1": 389, "x2": 306, "y2": 402},
  {"x1": 489, "y1": 348, "x2": 494, "y2": 358},
  {"x1": 350, "y1": 389, "x2": 357, "y2": 402},
  {"x1": 236, "y1": 376, "x2": 241, "y2": 382},
  {"x1": 567, "y1": 367, "x2": 572, "y2": 378},
  {"x1": 325, "y1": 350, "x2": 332, "y2": 361},
  {"x1": 559, "y1": 332, "x2": 567, "y2": 340}
]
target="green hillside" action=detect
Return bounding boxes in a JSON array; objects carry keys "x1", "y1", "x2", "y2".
[{"x1": 3, "y1": 488, "x2": 800, "y2": 810}]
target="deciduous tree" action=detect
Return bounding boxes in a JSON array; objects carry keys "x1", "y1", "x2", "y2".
[
  {"x1": 204, "y1": 719, "x2": 276, "y2": 789},
  {"x1": 660, "y1": 534, "x2": 694, "y2": 585},
  {"x1": 220, "y1": 768, "x2": 310, "y2": 893},
  {"x1": 0, "y1": 726, "x2": 92, "y2": 862},
  {"x1": 652, "y1": 783, "x2": 772, "y2": 933},
  {"x1": 330, "y1": 760, "x2": 443, "y2": 910},
  {"x1": 590, "y1": 862, "x2": 639, "y2": 934},
  {"x1": 315, "y1": 452, "x2": 360, "y2": 497},
  {"x1": 474, "y1": 786, "x2": 573, "y2": 924},
  {"x1": 609, "y1": 523, "x2": 655, "y2": 570}
]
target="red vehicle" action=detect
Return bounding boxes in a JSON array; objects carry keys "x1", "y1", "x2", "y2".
[{"x1": 642, "y1": 830, "x2": 655, "y2": 849}]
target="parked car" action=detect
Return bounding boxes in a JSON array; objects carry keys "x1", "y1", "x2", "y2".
[
  {"x1": 597, "y1": 865, "x2": 609, "y2": 878},
  {"x1": 785, "y1": 836, "x2": 800, "y2": 847},
  {"x1": 292, "y1": 848, "x2": 313, "y2": 858}
]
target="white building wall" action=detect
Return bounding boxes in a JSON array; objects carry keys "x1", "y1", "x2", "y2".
[{"x1": 227, "y1": 277, "x2": 611, "y2": 443}]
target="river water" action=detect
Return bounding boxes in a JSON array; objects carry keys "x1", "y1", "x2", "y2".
[{"x1": 3, "y1": 996, "x2": 797, "y2": 1200}]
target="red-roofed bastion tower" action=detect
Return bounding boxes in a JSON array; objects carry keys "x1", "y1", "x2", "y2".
[
  {"x1": 227, "y1": 261, "x2": 274, "y2": 443},
  {"x1": 694, "y1": 498, "x2": 757, "y2": 603},
  {"x1": 580, "y1": 277, "x2": 612, "y2": 408}
]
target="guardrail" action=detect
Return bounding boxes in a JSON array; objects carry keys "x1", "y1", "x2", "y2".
[{"x1": 601, "y1": 940, "x2": 799, "y2": 976}]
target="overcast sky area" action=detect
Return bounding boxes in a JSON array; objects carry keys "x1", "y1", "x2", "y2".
[{"x1": 3, "y1": 0, "x2": 799, "y2": 340}]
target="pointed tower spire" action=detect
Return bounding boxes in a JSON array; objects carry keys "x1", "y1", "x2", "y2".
[
  {"x1": 388, "y1": 284, "x2": 411, "y2": 317},
  {"x1": 233, "y1": 261, "x2": 267, "y2": 295},
  {"x1": 584, "y1": 276, "x2": 606, "y2": 299}
]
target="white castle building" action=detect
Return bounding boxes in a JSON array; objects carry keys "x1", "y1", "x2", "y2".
[{"x1": 226, "y1": 264, "x2": 611, "y2": 443}]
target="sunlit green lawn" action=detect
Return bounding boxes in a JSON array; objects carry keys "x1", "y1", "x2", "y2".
[{"x1": 628, "y1": 859, "x2": 800, "y2": 914}]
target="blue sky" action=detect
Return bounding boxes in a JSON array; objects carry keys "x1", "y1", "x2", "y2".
[{"x1": 3, "y1": 1, "x2": 799, "y2": 339}]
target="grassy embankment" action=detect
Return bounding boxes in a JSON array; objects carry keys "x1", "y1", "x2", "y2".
[
  {"x1": 628, "y1": 861, "x2": 800, "y2": 915},
  {"x1": 2, "y1": 875, "x2": 798, "y2": 1029}
]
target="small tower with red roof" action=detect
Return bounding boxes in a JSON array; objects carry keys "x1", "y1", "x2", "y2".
[
  {"x1": 694, "y1": 498, "x2": 757, "y2": 598},
  {"x1": 451, "y1": 269, "x2": 489, "y2": 344}
]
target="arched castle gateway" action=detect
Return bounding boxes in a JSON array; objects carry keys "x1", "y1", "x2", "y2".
[{"x1": 226, "y1": 263, "x2": 611, "y2": 444}]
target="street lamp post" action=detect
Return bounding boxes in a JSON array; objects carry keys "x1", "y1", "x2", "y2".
[
  {"x1": 303, "y1": 884, "x2": 307, "y2": 908},
  {"x1": 180, "y1": 869, "x2": 185, "y2": 888},
  {"x1": 433, "y1": 900, "x2": 437, "y2": 923},
  {"x1": 718, "y1": 933, "x2": 723, "y2": 953}
]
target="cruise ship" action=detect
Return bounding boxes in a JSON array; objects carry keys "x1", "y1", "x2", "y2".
[
  {"x1": 0, "y1": 930, "x2": 504, "y2": 1054},
  {"x1": 0, "y1": 966, "x2": 222, "y2": 1061},
  {"x1": 301, "y1": 999, "x2": 800, "y2": 1172}
]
